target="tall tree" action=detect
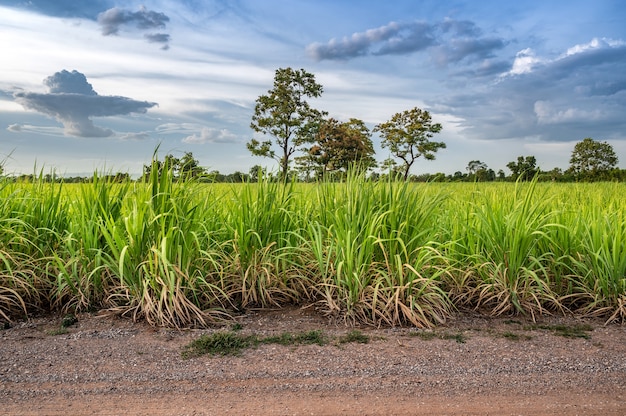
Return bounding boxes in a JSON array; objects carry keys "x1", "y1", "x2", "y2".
[
  {"x1": 179, "y1": 152, "x2": 204, "y2": 179},
  {"x1": 374, "y1": 107, "x2": 445, "y2": 180},
  {"x1": 466, "y1": 160, "x2": 489, "y2": 181},
  {"x1": 466, "y1": 160, "x2": 486, "y2": 174},
  {"x1": 142, "y1": 151, "x2": 206, "y2": 181},
  {"x1": 299, "y1": 117, "x2": 376, "y2": 179},
  {"x1": 248, "y1": 67, "x2": 325, "y2": 181},
  {"x1": 506, "y1": 156, "x2": 538, "y2": 181},
  {"x1": 569, "y1": 137, "x2": 618, "y2": 181},
  {"x1": 248, "y1": 165, "x2": 266, "y2": 182}
]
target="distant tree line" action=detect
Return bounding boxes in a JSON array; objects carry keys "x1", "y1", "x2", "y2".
[
  {"x1": 0, "y1": 65, "x2": 620, "y2": 183},
  {"x1": 2, "y1": 135, "x2": 621, "y2": 184},
  {"x1": 2, "y1": 136, "x2": 621, "y2": 184}
]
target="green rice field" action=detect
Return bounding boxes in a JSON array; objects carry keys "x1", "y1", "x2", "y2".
[{"x1": 1, "y1": 166, "x2": 624, "y2": 328}]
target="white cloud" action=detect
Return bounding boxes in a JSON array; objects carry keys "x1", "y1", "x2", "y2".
[
  {"x1": 563, "y1": 37, "x2": 625, "y2": 57},
  {"x1": 118, "y1": 132, "x2": 152, "y2": 141},
  {"x1": 506, "y1": 48, "x2": 542, "y2": 75},
  {"x1": 13, "y1": 70, "x2": 157, "y2": 137},
  {"x1": 182, "y1": 127, "x2": 239, "y2": 144},
  {"x1": 534, "y1": 100, "x2": 604, "y2": 124},
  {"x1": 155, "y1": 123, "x2": 241, "y2": 144},
  {"x1": 6, "y1": 123, "x2": 64, "y2": 136}
]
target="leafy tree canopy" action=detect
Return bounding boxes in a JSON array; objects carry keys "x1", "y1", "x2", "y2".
[
  {"x1": 506, "y1": 155, "x2": 538, "y2": 181},
  {"x1": 569, "y1": 137, "x2": 618, "y2": 181},
  {"x1": 142, "y1": 151, "x2": 206, "y2": 181},
  {"x1": 248, "y1": 67, "x2": 325, "y2": 181},
  {"x1": 374, "y1": 107, "x2": 445, "y2": 180},
  {"x1": 297, "y1": 117, "x2": 376, "y2": 180}
]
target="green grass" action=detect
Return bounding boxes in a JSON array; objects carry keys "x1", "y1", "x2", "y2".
[
  {"x1": 339, "y1": 330, "x2": 370, "y2": 344},
  {"x1": 500, "y1": 331, "x2": 533, "y2": 341},
  {"x1": 61, "y1": 314, "x2": 78, "y2": 328},
  {"x1": 182, "y1": 328, "x2": 374, "y2": 358},
  {"x1": 410, "y1": 330, "x2": 467, "y2": 343},
  {"x1": 261, "y1": 330, "x2": 327, "y2": 346},
  {"x1": 45, "y1": 328, "x2": 69, "y2": 336},
  {"x1": 524, "y1": 323, "x2": 594, "y2": 339},
  {"x1": 182, "y1": 331, "x2": 257, "y2": 358},
  {"x1": 1, "y1": 169, "x2": 625, "y2": 328}
]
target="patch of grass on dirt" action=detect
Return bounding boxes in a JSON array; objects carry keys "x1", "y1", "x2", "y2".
[
  {"x1": 61, "y1": 314, "x2": 78, "y2": 328},
  {"x1": 182, "y1": 330, "x2": 329, "y2": 358},
  {"x1": 500, "y1": 331, "x2": 532, "y2": 341},
  {"x1": 261, "y1": 330, "x2": 327, "y2": 346},
  {"x1": 339, "y1": 330, "x2": 370, "y2": 344},
  {"x1": 499, "y1": 319, "x2": 592, "y2": 340},
  {"x1": 411, "y1": 330, "x2": 437, "y2": 340},
  {"x1": 182, "y1": 331, "x2": 257, "y2": 358},
  {"x1": 442, "y1": 332, "x2": 466, "y2": 343},
  {"x1": 410, "y1": 330, "x2": 466, "y2": 343},
  {"x1": 524, "y1": 323, "x2": 593, "y2": 339},
  {"x1": 44, "y1": 314, "x2": 79, "y2": 336},
  {"x1": 45, "y1": 328, "x2": 69, "y2": 336},
  {"x1": 296, "y1": 330, "x2": 327, "y2": 345}
]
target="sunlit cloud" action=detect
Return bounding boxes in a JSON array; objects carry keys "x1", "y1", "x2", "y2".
[
  {"x1": 506, "y1": 48, "x2": 543, "y2": 76},
  {"x1": 155, "y1": 123, "x2": 241, "y2": 144},
  {"x1": 118, "y1": 131, "x2": 152, "y2": 141},
  {"x1": 182, "y1": 127, "x2": 240, "y2": 144}
]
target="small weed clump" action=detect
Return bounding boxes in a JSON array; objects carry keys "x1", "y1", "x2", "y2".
[
  {"x1": 500, "y1": 331, "x2": 533, "y2": 341},
  {"x1": 410, "y1": 330, "x2": 466, "y2": 343},
  {"x1": 525, "y1": 323, "x2": 593, "y2": 339},
  {"x1": 182, "y1": 332, "x2": 256, "y2": 358},
  {"x1": 44, "y1": 314, "x2": 79, "y2": 336},
  {"x1": 260, "y1": 330, "x2": 327, "y2": 346},
  {"x1": 61, "y1": 314, "x2": 78, "y2": 328},
  {"x1": 183, "y1": 329, "x2": 374, "y2": 358},
  {"x1": 339, "y1": 330, "x2": 369, "y2": 344},
  {"x1": 45, "y1": 328, "x2": 69, "y2": 336}
]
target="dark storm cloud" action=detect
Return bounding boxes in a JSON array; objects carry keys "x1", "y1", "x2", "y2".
[
  {"x1": 0, "y1": 89, "x2": 15, "y2": 100},
  {"x1": 549, "y1": 40, "x2": 626, "y2": 81},
  {"x1": 373, "y1": 22, "x2": 436, "y2": 56},
  {"x1": 306, "y1": 21, "x2": 434, "y2": 61},
  {"x1": 439, "y1": 19, "x2": 482, "y2": 37},
  {"x1": 306, "y1": 19, "x2": 506, "y2": 65},
  {"x1": 13, "y1": 70, "x2": 157, "y2": 138},
  {"x1": 441, "y1": 39, "x2": 626, "y2": 142},
  {"x1": 451, "y1": 59, "x2": 511, "y2": 78},
  {"x1": 97, "y1": 6, "x2": 171, "y2": 48},
  {"x1": 431, "y1": 37, "x2": 506, "y2": 66},
  {"x1": 144, "y1": 33, "x2": 171, "y2": 50}
]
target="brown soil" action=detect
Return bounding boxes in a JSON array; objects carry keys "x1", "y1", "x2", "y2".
[{"x1": 1, "y1": 307, "x2": 625, "y2": 415}]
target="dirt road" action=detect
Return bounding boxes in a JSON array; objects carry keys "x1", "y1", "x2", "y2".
[{"x1": 1, "y1": 308, "x2": 625, "y2": 415}]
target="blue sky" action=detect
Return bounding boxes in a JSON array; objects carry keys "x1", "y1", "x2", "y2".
[{"x1": 1, "y1": 0, "x2": 625, "y2": 177}]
